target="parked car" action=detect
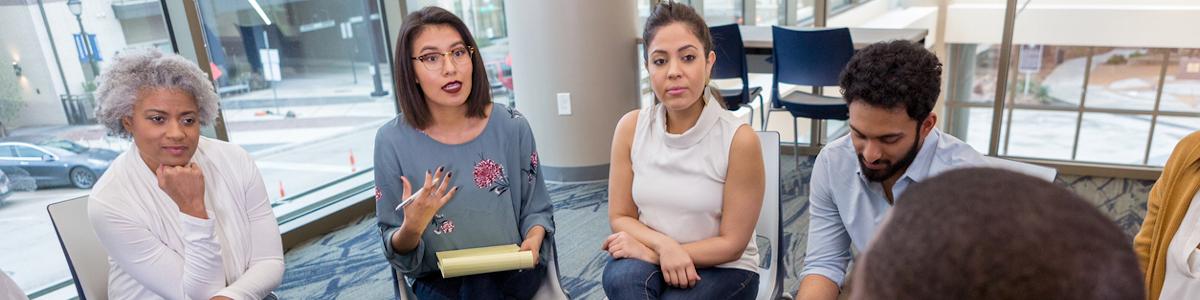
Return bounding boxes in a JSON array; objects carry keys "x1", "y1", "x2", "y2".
[
  {"x1": 0, "y1": 141, "x2": 117, "y2": 189},
  {"x1": 0, "y1": 169, "x2": 11, "y2": 205}
]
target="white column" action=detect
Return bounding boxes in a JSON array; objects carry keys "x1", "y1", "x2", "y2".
[{"x1": 505, "y1": 1, "x2": 638, "y2": 181}]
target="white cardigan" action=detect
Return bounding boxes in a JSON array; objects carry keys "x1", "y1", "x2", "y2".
[{"x1": 88, "y1": 137, "x2": 283, "y2": 300}]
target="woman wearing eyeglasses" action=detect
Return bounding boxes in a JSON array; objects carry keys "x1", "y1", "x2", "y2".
[{"x1": 373, "y1": 6, "x2": 555, "y2": 299}]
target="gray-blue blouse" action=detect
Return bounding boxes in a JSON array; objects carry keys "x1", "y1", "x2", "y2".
[{"x1": 374, "y1": 103, "x2": 555, "y2": 278}]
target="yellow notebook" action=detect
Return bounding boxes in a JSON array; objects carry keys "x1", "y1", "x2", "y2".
[{"x1": 436, "y1": 244, "x2": 535, "y2": 278}]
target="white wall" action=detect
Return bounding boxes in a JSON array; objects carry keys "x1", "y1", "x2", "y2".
[
  {"x1": 0, "y1": 4, "x2": 67, "y2": 127},
  {"x1": 506, "y1": 0, "x2": 638, "y2": 179},
  {"x1": 943, "y1": 3, "x2": 1200, "y2": 48},
  {"x1": 120, "y1": 15, "x2": 169, "y2": 46},
  {"x1": 0, "y1": 0, "x2": 157, "y2": 128}
]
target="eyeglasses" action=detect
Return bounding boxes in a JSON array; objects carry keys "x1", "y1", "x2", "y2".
[{"x1": 411, "y1": 46, "x2": 474, "y2": 71}]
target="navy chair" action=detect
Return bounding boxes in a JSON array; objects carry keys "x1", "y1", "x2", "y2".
[
  {"x1": 710, "y1": 24, "x2": 764, "y2": 128},
  {"x1": 766, "y1": 26, "x2": 854, "y2": 159}
]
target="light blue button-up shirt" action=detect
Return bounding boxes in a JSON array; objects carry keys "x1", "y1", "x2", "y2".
[{"x1": 799, "y1": 128, "x2": 986, "y2": 286}]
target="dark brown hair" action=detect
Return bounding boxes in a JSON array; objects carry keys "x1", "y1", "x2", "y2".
[
  {"x1": 642, "y1": 1, "x2": 723, "y2": 108},
  {"x1": 393, "y1": 6, "x2": 491, "y2": 130},
  {"x1": 642, "y1": 2, "x2": 713, "y2": 61},
  {"x1": 853, "y1": 168, "x2": 1143, "y2": 300}
]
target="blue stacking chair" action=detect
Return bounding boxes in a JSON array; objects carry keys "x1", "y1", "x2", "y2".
[
  {"x1": 766, "y1": 26, "x2": 854, "y2": 159},
  {"x1": 710, "y1": 24, "x2": 764, "y2": 128}
]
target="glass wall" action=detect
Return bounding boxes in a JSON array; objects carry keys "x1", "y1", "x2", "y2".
[
  {"x1": 193, "y1": 0, "x2": 396, "y2": 216},
  {"x1": 0, "y1": 0, "x2": 169, "y2": 293},
  {"x1": 944, "y1": 0, "x2": 1200, "y2": 167}
]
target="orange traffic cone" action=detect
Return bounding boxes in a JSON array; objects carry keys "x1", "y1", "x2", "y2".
[
  {"x1": 279, "y1": 181, "x2": 286, "y2": 198},
  {"x1": 349, "y1": 149, "x2": 357, "y2": 172}
]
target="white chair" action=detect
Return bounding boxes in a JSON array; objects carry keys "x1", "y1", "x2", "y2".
[
  {"x1": 755, "y1": 131, "x2": 784, "y2": 300},
  {"x1": 47, "y1": 196, "x2": 109, "y2": 300},
  {"x1": 981, "y1": 156, "x2": 1057, "y2": 182},
  {"x1": 390, "y1": 238, "x2": 569, "y2": 299}
]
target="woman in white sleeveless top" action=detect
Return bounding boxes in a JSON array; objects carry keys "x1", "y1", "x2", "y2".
[{"x1": 601, "y1": 3, "x2": 765, "y2": 299}]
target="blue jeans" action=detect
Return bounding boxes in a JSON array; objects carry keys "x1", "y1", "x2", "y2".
[
  {"x1": 602, "y1": 257, "x2": 759, "y2": 300},
  {"x1": 412, "y1": 263, "x2": 547, "y2": 300}
]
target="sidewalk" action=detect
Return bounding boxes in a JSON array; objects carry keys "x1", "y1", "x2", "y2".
[{"x1": 221, "y1": 65, "x2": 394, "y2": 110}]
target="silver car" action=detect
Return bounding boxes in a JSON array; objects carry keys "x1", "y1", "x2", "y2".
[{"x1": 0, "y1": 141, "x2": 116, "y2": 189}]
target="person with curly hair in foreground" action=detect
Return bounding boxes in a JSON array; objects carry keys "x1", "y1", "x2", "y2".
[
  {"x1": 850, "y1": 168, "x2": 1143, "y2": 300},
  {"x1": 795, "y1": 40, "x2": 988, "y2": 300}
]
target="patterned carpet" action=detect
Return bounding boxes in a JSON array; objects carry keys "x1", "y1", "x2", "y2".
[{"x1": 275, "y1": 156, "x2": 1155, "y2": 299}]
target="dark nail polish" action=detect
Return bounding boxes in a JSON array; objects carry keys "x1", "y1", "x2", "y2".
[
  {"x1": 448, "y1": 171, "x2": 453, "y2": 178},
  {"x1": 437, "y1": 166, "x2": 444, "y2": 173}
]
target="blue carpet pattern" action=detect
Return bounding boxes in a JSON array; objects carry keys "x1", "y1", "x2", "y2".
[{"x1": 276, "y1": 156, "x2": 1155, "y2": 299}]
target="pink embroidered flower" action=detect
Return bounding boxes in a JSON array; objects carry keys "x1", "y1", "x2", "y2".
[
  {"x1": 438, "y1": 220, "x2": 455, "y2": 234},
  {"x1": 508, "y1": 106, "x2": 524, "y2": 119},
  {"x1": 473, "y1": 157, "x2": 510, "y2": 195},
  {"x1": 432, "y1": 214, "x2": 455, "y2": 235},
  {"x1": 473, "y1": 159, "x2": 504, "y2": 188},
  {"x1": 374, "y1": 187, "x2": 382, "y2": 202},
  {"x1": 523, "y1": 151, "x2": 539, "y2": 184}
]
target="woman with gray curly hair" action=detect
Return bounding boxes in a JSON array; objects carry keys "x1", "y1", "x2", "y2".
[{"x1": 86, "y1": 49, "x2": 283, "y2": 300}]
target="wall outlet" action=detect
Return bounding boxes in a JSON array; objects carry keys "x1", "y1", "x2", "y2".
[{"x1": 557, "y1": 93, "x2": 572, "y2": 116}]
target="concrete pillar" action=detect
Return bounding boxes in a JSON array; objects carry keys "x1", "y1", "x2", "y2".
[{"x1": 505, "y1": 1, "x2": 638, "y2": 182}]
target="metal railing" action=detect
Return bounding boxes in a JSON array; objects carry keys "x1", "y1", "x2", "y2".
[{"x1": 59, "y1": 94, "x2": 97, "y2": 125}]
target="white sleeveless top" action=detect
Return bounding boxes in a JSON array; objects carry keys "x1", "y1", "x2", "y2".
[
  {"x1": 629, "y1": 91, "x2": 759, "y2": 272},
  {"x1": 1161, "y1": 191, "x2": 1200, "y2": 299}
]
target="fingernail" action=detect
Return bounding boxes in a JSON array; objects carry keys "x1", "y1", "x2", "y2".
[
  {"x1": 447, "y1": 171, "x2": 453, "y2": 178},
  {"x1": 437, "y1": 166, "x2": 443, "y2": 173}
]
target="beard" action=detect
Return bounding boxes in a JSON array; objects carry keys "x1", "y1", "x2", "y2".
[{"x1": 858, "y1": 129, "x2": 923, "y2": 182}]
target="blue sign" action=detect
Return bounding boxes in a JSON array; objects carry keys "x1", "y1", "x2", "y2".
[{"x1": 73, "y1": 33, "x2": 102, "y2": 62}]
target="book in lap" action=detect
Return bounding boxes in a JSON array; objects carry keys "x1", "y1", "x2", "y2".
[{"x1": 436, "y1": 244, "x2": 535, "y2": 278}]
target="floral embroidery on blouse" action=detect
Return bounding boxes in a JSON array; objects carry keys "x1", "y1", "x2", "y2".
[
  {"x1": 473, "y1": 156, "x2": 509, "y2": 196},
  {"x1": 431, "y1": 214, "x2": 454, "y2": 235},
  {"x1": 507, "y1": 106, "x2": 524, "y2": 119},
  {"x1": 522, "y1": 151, "x2": 539, "y2": 184}
]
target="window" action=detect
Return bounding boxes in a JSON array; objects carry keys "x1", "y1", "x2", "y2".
[
  {"x1": 705, "y1": 0, "x2": 743, "y2": 25},
  {"x1": 193, "y1": 0, "x2": 398, "y2": 216},
  {"x1": 947, "y1": 44, "x2": 1200, "y2": 167},
  {"x1": 0, "y1": 146, "x2": 14, "y2": 158},
  {"x1": 14, "y1": 146, "x2": 47, "y2": 158},
  {"x1": 0, "y1": 0, "x2": 167, "y2": 295}
]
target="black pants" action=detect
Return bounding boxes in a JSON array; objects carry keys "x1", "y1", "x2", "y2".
[{"x1": 413, "y1": 263, "x2": 547, "y2": 300}]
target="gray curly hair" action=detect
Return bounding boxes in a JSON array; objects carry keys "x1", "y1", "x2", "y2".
[{"x1": 94, "y1": 49, "x2": 219, "y2": 137}]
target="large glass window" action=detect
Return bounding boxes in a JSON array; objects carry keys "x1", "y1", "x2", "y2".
[
  {"x1": 943, "y1": 0, "x2": 1200, "y2": 167},
  {"x1": 0, "y1": 0, "x2": 409, "y2": 296},
  {"x1": 756, "y1": 0, "x2": 780, "y2": 26},
  {"x1": 705, "y1": 0, "x2": 743, "y2": 25},
  {"x1": 0, "y1": 0, "x2": 168, "y2": 294},
  {"x1": 1084, "y1": 48, "x2": 1162, "y2": 111},
  {"x1": 193, "y1": 0, "x2": 397, "y2": 216}
]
